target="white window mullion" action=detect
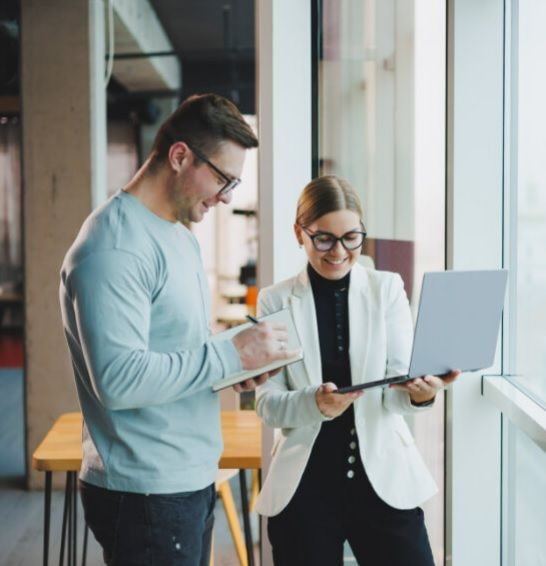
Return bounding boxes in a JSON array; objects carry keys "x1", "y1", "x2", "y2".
[{"x1": 446, "y1": 1, "x2": 505, "y2": 565}]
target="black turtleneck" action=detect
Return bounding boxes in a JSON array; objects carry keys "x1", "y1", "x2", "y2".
[
  {"x1": 297, "y1": 264, "x2": 362, "y2": 492},
  {"x1": 307, "y1": 263, "x2": 352, "y2": 389}
]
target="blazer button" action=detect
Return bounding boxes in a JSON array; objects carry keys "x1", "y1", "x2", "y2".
[
  {"x1": 349, "y1": 441, "x2": 356, "y2": 450},
  {"x1": 347, "y1": 470, "x2": 355, "y2": 479},
  {"x1": 348, "y1": 455, "x2": 356, "y2": 464},
  {"x1": 350, "y1": 428, "x2": 356, "y2": 435}
]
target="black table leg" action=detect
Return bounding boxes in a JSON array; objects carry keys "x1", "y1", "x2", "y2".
[
  {"x1": 43, "y1": 470, "x2": 86, "y2": 566},
  {"x1": 82, "y1": 523, "x2": 89, "y2": 566},
  {"x1": 59, "y1": 473, "x2": 71, "y2": 566},
  {"x1": 44, "y1": 472, "x2": 52, "y2": 566},
  {"x1": 67, "y1": 473, "x2": 73, "y2": 566},
  {"x1": 258, "y1": 470, "x2": 262, "y2": 565},
  {"x1": 238, "y1": 469, "x2": 254, "y2": 566},
  {"x1": 72, "y1": 473, "x2": 77, "y2": 566}
]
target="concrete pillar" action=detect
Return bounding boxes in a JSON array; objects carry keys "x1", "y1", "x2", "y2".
[{"x1": 21, "y1": 0, "x2": 107, "y2": 488}]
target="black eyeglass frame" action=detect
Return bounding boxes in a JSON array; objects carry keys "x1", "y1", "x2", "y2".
[
  {"x1": 301, "y1": 225, "x2": 367, "y2": 252},
  {"x1": 186, "y1": 142, "x2": 242, "y2": 196}
]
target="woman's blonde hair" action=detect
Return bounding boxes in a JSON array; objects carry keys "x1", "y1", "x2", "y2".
[{"x1": 295, "y1": 175, "x2": 363, "y2": 228}]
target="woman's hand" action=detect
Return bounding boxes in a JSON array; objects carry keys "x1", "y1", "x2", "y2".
[
  {"x1": 315, "y1": 382, "x2": 363, "y2": 418},
  {"x1": 390, "y1": 369, "x2": 461, "y2": 405}
]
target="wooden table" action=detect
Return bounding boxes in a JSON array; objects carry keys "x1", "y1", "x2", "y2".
[
  {"x1": 216, "y1": 303, "x2": 250, "y2": 327},
  {"x1": 220, "y1": 283, "x2": 247, "y2": 304},
  {"x1": 33, "y1": 411, "x2": 262, "y2": 566}
]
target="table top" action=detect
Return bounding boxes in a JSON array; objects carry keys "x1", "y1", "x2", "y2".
[
  {"x1": 32, "y1": 410, "x2": 262, "y2": 473},
  {"x1": 220, "y1": 283, "x2": 247, "y2": 302},
  {"x1": 0, "y1": 291, "x2": 23, "y2": 303},
  {"x1": 216, "y1": 303, "x2": 249, "y2": 326}
]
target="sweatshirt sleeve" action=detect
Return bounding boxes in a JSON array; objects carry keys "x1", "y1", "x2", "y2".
[{"x1": 62, "y1": 250, "x2": 242, "y2": 410}]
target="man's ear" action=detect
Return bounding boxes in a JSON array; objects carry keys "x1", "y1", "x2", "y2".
[
  {"x1": 294, "y1": 223, "x2": 304, "y2": 246},
  {"x1": 168, "y1": 142, "x2": 190, "y2": 173}
]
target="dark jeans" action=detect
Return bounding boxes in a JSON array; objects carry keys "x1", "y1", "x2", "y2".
[
  {"x1": 267, "y1": 463, "x2": 435, "y2": 566},
  {"x1": 80, "y1": 480, "x2": 216, "y2": 566}
]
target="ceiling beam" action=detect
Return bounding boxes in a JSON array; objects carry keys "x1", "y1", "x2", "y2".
[{"x1": 111, "y1": 0, "x2": 181, "y2": 92}]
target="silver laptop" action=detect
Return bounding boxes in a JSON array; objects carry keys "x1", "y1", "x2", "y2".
[{"x1": 337, "y1": 270, "x2": 508, "y2": 393}]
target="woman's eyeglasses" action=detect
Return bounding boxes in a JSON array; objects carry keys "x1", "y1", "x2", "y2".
[
  {"x1": 301, "y1": 226, "x2": 367, "y2": 252},
  {"x1": 186, "y1": 142, "x2": 241, "y2": 196}
]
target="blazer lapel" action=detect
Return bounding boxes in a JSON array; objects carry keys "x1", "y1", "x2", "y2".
[
  {"x1": 289, "y1": 270, "x2": 323, "y2": 386},
  {"x1": 348, "y1": 264, "x2": 371, "y2": 385}
]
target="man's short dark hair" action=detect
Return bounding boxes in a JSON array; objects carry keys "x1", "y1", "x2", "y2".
[{"x1": 149, "y1": 93, "x2": 258, "y2": 167}]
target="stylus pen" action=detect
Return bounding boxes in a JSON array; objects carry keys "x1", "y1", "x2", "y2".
[{"x1": 246, "y1": 314, "x2": 259, "y2": 324}]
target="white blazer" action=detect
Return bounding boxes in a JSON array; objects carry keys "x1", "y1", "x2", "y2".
[{"x1": 254, "y1": 263, "x2": 438, "y2": 516}]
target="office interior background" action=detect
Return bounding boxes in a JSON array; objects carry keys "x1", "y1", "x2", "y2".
[{"x1": 0, "y1": 0, "x2": 545, "y2": 565}]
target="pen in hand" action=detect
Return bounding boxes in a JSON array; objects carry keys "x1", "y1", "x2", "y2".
[{"x1": 246, "y1": 314, "x2": 259, "y2": 324}]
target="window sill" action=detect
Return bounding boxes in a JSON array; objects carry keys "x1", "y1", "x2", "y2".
[{"x1": 482, "y1": 375, "x2": 546, "y2": 453}]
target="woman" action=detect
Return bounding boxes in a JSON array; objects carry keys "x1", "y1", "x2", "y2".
[{"x1": 254, "y1": 175, "x2": 459, "y2": 565}]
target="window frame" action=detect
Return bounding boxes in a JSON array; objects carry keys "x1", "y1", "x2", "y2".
[{"x1": 447, "y1": 1, "x2": 546, "y2": 565}]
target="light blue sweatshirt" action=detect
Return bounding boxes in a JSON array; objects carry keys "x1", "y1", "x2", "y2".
[{"x1": 60, "y1": 191, "x2": 242, "y2": 493}]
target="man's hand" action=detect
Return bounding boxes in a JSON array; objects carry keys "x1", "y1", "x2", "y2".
[
  {"x1": 231, "y1": 368, "x2": 282, "y2": 393},
  {"x1": 232, "y1": 322, "x2": 300, "y2": 370},
  {"x1": 390, "y1": 369, "x2": 461, "y2": 404},
  {"x1": 315, "y1": 382, "x2": 363, "y2": 418}
]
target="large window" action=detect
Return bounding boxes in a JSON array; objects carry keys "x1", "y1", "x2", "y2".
[
  {"x1": 510, "y1": 0, "x2": 546, "y2": 407},
  {"x1": 315, "y1": 0, "x2": 447, "y2": 562},
  {"x1": 504, "y1": 425, "x2": 546, "y2": 565},
  {"x1": 504, "y1": 1, "x2": 546, "y2": 564}
]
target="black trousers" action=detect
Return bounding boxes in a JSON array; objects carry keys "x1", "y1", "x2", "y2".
[{"x1": 267, "y1": 463, "x2": 435, "y2": 566}]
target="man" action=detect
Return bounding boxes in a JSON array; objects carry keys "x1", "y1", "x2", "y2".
[{"x1": 60, "y1": 94, "x2": 293, "y2": 565}]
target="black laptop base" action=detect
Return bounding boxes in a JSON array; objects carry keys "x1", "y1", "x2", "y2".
[{"x1": 335, "y1": 375, "x2": 411, "y2": 393}]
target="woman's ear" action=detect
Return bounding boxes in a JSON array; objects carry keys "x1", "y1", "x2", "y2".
[{"x1": 294, "y1": 223, "x2": 304, "y2": 247}]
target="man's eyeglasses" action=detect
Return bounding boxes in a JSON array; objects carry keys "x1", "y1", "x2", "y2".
[
  {"x1": 186, "y1": 142, "x2": 241, "y2": 196},
  {"x1": 301, "y1": 226, "x2": 367, "y2": 252}
]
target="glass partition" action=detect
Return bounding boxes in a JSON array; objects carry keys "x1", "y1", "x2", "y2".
[{"x1": 315, "y1": 0, "x2": 447, "y2": 561}]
